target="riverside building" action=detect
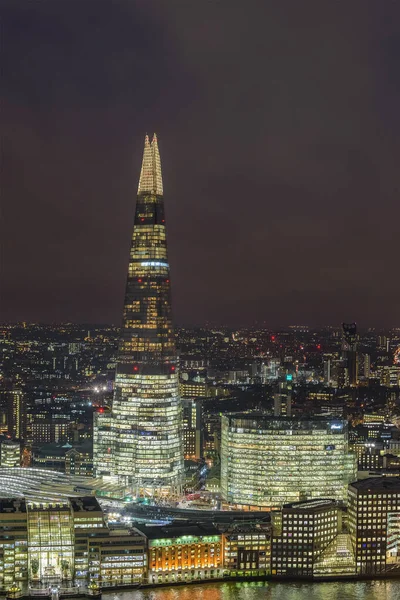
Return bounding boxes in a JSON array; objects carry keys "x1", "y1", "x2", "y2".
[
  {"x1": 0, "y1": 496, "x2": 147, "y2": 588},
  {"x1": 135, "y1": 522, "x2": 223, "y2": 584},
  {"x1": 223, "y1": 525, "x2": 271, "y2": 576},
  {"x1": 271, "y1": 499, "x2": 339, "y2": 577},
  {"x1": 348, "y1": 476, "x2": 400, "y2": 575},
  {"x1": 220, "y1": 415, "x2": 356, "y2": 509},
  {"x1": 94, "y1": 134, "x2": 184, "y2": 496}
]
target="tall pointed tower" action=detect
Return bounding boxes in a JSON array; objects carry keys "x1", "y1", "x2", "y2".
[{"x1": 110, "y1": 134, "x2": 184, "y2": 495}]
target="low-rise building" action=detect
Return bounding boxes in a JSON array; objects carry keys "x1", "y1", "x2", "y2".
[
  {"x1": 223, "y1": 524, "x2": 271, "y2": 576},
  {"x1": 32, "y1": 441, "x2": 93, "y2": 476},
  {"x1": 0, "y1": 496, "x2": 147, "y2": 588},
  {"x1": 135, "y1": 522, "x2": 223, "y2": 584}
]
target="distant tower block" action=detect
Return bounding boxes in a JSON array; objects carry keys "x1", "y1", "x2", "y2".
[{"x1": 342, "y1": 323, "x2": 359, "y2": 387}]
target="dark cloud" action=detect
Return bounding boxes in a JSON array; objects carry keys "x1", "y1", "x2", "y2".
[{"x1": 1, "y1": 0, "x2": 399, "y2": 327}]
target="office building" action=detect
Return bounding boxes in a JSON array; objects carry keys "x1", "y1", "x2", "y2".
[
  {"x1": 93, "y1": 408, "x2": 113, "y2": 476},
  {"x1": 94, "y1": 134, "x2": 184, "y2": 495},
  {"x1": 135, "y1": 522, "x2": 223, "y2": 584},
  {"x1": 182, "y1": 399, "x2": 203, "y2": 459},
  {"x1": 1, "y1": 388, "x2": 25, "y2": 440},
  {"x1": 274, "y1": 377, "x2": 292, "y2": 417},
  {"x1": 0, "y1": 438, "x2": 21, "y2": 467},
  {"x1": 348, "y1": 477, "x2": 400, "y2": 574},
  {"x1": 271, "y1": 499, "x2": 339, "y2": 577},
  {"x1": 32, "y1": 441, "x2": 92, "y2": 476},
  {"x1": 223, "y1": 525, "x2": 270, "y2": 576},
  {"x1": 220, "y1": 415, "x2": 356, "y2": 509},
  {"x1": 0, "y1": 496, "x2": 147, "y2": 587}
]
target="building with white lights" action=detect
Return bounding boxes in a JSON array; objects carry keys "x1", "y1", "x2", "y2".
[
  {"x1": 93, "y1": 135, "x2": 184, "y2": 496},
  {"x1": 220, "y1": 415, "x2": 357, "y2": 509}
]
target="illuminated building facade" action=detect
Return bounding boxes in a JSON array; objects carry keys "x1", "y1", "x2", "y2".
[
  {"x1": 32, "y1": 442, "x2": 93, "y2": 476},
  {"x1": 95, "y1": 134, "x2": 184, "y2": 494},
  {"x1": 0, "y1": 439, "x2": 21, "y2": 467},
  {"x1": 182, "y1": 399, "x2": 203, "y2": 459},
  {"x1": 348, "y1": 477, "x2": 400, "y2": 574},
  {"x1": 135, "y1": 523, "x2": 223, "y2": 584},
  {"x1": 273, "y1": 377, "x2": 292, "y2": 417},
  {"x1": 271, "y1": 499, "x2": 339, "y2": 577},
  {"x1": 0, "y1": 498, "x2": 28, "y2": 587},
  {"x1": 93, "y1": 409, "x2": 113, "y2": 476},
  {"x1": 0, "y1": 496, "x2": 147, "y2": 587},
  {"x1": 27, "y1": 500, "x2": 75, "y2": 581},
  {"x1": 5, "y1": 389, "x2": 25, "y2": 439},
  {"x1": 223, "y1": 527, "x2": 270, "y2": 576},
  {"x1": 220, "y1": 415, "x2": 356, "y2": 509}
]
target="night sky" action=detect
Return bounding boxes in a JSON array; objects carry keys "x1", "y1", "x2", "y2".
[{"x1": 2, "y1": 1, "x2": 399, "y2": 328}]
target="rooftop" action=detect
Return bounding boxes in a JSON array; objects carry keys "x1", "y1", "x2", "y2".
[
  {"x1": 69, "y1": 496, "x2": 103, "y2": 513},
  {"x1": 0, "y1": 498, "x2": 27, "y2": 514},
  {"x1": 0, "y1": 467, "x2": 124, "y2": 501},
  {"x1": 283, "y1": 499, "x2": 337, "y2": 511},
  {"x1": 35, "y1": 440, "x2": 92, "y2": 458},
  {"x1": 349, "y1": 476, "x2": 400, "y2": 492},
  {"x1": 135, "y1": 521, "x2": 220, "y2": 540},
  {"x1": 224, "y1": 414, "x2": 347, "y2": 432}
]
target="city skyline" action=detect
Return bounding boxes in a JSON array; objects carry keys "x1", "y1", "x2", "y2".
[
  {"x1": 1, "y1": 1, "x2": 400, "y2": 593},
  {"x1": 2, "y1": 1, "x2": 400, "y2": 328}
]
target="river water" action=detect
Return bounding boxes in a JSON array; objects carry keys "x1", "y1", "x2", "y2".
[{"x1": 103, "y1": 580, "x2": 400, "y2": 600}]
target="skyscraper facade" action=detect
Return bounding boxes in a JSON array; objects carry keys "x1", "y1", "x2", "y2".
[{"x1": 103, "y1": 134, "x2": 184, "y2": 495}]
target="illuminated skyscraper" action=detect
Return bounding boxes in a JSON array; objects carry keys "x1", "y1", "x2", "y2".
[{"x1": 106, "y1": 134, "x2": 184, "y2": 495}]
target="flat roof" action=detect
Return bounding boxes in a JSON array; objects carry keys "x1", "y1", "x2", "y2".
[
  {"x1": 135, "y1": 521, "x2": 220, "y2": 540},
  {"x1": 70, "y1": 496, "x2": 103, "y2": 513},
  {"x1": 349, "y1": 476, "x2": 400, "y2": 492},
  {"x1": 0, "y1": 498, "x2": 27, "y2": 513},
  {"x1": 283, "y1": 499, "x2": 337, "y2": 511},
  {"x1": 223, "y1": 414, "x2": 347, "y2": 431}
]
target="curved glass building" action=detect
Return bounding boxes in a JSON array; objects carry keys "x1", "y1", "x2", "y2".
[{"x1": 220, "y1": 415, "x2": 356, "y2": 509}]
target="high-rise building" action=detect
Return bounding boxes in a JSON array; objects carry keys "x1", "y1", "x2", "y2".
[
  {"x1": 271, "y1": 499, "x2": 339, "y2": 577},
  {"x1": 93, "y1": 408, "x2": 113, "y2": 477},
  {"x1": 181, "y1": 399, "x2": 203, "y2": 459},
  {"x1": 342, "y1": 323, "x2": 358, "y2": 387},
  {"x1": 1, "y1": 388, "x2": 25, "y2": 440},
  {"x1": 220, "y1": 415, "x2": 357, "y2": 509},
  {"x1": 274, "y1": 377, "x2": 292, "y2": 417},
  {"x1": 348, "y1": 477, "x2": 400, "y2": 574},
  {"x1": 96, "y1": 134, "x2": 184, "y2": 495}
]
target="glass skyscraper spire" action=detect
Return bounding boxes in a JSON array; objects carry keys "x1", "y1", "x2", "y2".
[{"x1": 107, "y1": 134, "x2": 184, "y2": 495}]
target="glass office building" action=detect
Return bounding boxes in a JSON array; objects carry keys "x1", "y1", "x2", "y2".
[
  {"x1": 27, "y1": 501, "x2": 74, "y2": 581},
  {"x1": 220, "y1": 415, "x2": 356, "y2": 509},
  {"x1": 95, "y1": 134, "x2": 184, "y2": 495},
  {"x1": 271, "y1": 499, "x2": 339, "y2": 577},
  {"x1": 348, "y1": 477, "x2": 400, "y2": 575}
]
